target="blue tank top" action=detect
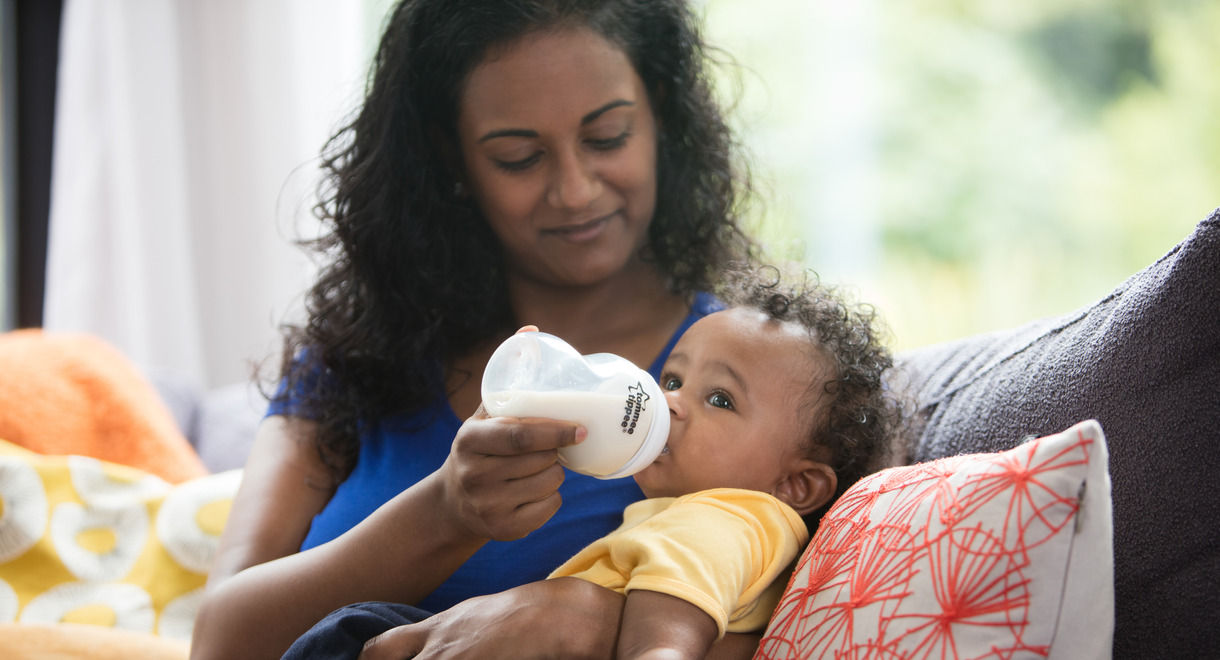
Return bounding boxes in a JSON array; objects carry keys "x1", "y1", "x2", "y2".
[{"x1": 268, "y1": 293, "x2": 722, "y2": 612}]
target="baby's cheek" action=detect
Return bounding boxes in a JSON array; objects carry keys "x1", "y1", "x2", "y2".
[{"x1": 632, "y1": 464, "x2": 676, "y2": 499}]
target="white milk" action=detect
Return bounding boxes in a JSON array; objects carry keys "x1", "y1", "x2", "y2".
[
  {"x1": 486, "y1": 389, "x2": 664, "y2": 478},
  {"x1": 480, "y1": 330, "x2": 670, "y2": 478}
]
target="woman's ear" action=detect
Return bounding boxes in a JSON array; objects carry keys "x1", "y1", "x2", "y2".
[{"x1": 773, "y1": 459, "x2": 837, "y2": 517}]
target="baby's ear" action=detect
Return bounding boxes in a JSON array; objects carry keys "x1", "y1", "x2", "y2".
[{"x1": 774, "y1": 459, "x2": 837, "y2": 517}]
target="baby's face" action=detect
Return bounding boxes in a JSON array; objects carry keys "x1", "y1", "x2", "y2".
[{"x1": 633, "y1": 308, "x2": 829, "y2": 501}]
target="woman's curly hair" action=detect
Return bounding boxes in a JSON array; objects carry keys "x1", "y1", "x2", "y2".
[
  {"x1": 716, "y1": 264, "x2": 905, "y2": 532},
  {"x1": 275, "y1": 0, "x2": 756, "y2": 479}
]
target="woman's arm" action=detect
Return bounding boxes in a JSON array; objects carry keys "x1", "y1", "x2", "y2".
[
  {"x1": 357, "y1": 578, "x2": 760, "y2": 660},
  {"x1": 203, "y1": 415, "x2": 334, "y2": 585},
  {"x1": 359, "y1": 577, "x2": 623, "y2": 660},
  {"x1": 191, "y1": 411, "x2": 583, "y2": 660}
]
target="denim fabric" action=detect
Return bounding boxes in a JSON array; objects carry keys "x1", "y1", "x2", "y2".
[{"x1": 282, "y1": 601, "x2": 433, "y2": 660}]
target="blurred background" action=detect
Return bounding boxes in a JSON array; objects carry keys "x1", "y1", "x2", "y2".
[
  {"x1": 1, "y1": 0, "x2": 1216, "y2": 392},
  {"x1": 702, "y1": 0, "x2": 1219, "y2": 349}
]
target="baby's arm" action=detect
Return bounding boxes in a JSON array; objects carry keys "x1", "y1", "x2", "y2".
[{"x1": 617, "y1": 589, "x2": 720, "y2": 660}]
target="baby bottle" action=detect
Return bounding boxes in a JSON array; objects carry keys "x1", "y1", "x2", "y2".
[{"x1": 481, "y1": 331, "x2": 670, "y2": 479}]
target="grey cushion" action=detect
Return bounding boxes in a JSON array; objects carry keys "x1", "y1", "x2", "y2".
[
  {"x1": 150, "y1": 372, "x2": 264, "y2": 473},
  {"x1": 895, "y1": 208, "x2": 1219, "y2": 658},
  {"x1": 193, "y1": 382, "x2": 264, "y2": 473}
]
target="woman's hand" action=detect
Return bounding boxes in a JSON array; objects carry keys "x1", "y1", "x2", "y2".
[
  {"x1": 359, "y1": 577, "x2": 623, "y2": 660},
  {"x1": 439, "y1": 406, "x2": 585, "y2": 542},
  {"x1": 356, "y1": 578, "x2": 761, "y2": 660}
]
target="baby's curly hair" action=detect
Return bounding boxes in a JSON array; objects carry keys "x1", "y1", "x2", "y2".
[{"x1": 716, "y1": 264, "x2": 904, "y2": 530}]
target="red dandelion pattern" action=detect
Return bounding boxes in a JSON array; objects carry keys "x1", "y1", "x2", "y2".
[{"x1": 758, "y1": 425, "x2": 1099, "y2": 660}]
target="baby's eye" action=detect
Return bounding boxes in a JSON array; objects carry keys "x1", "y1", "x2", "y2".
[
  {"x1": 708, "y1": 391, "x2": 734, "y2": 410},
  {"x1": 662, "y1": 376, "x2": 681, "y2": 391}
]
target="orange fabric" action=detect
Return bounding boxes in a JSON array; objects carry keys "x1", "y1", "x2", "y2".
[
  {"x1": 0, "y1": 329, "x2": 207, "y2": 483},
  {"x1": 0, "y1": 623, "x2": 189, "y2": 660}
]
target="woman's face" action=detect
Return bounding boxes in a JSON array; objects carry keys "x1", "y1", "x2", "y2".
[{"x1": 456, "y1": 27, "x2": 659, "y2": 288}]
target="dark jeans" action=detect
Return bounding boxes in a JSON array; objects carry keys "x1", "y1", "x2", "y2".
[{"x1": 282, "y1": 601, "x2": 433, "y2": 660}]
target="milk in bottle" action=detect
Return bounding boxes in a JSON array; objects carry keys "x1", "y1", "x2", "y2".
[{"x1": 481, "y1": 331, "x2": 669, "y2": 479}]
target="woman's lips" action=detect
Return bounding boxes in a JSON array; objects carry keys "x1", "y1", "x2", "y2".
[{"x1": 543, "y1": 213, "x2": 614, "y2": 243}]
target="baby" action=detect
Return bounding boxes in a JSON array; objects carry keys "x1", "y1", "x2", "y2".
[{"x1": 548, "y1": 267, "x2": 901, "y2": 659}]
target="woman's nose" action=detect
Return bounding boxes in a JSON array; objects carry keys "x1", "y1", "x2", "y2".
[{"x1": 547, "y1": 148, "x2": 600, "y2": 210}]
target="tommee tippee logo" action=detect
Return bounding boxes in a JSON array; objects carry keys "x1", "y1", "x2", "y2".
[{"x1": 621, "y1": 383, "x2": 650, "y2": 435}]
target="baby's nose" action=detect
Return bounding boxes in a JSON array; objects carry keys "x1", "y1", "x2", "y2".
[{"x1": 664, "y1": 388, "x2": 686, "y2": 420}]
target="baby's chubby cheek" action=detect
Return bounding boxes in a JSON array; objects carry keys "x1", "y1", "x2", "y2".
[{"x1": 632, "y1": 464, "x2": 664, "y2": 498}]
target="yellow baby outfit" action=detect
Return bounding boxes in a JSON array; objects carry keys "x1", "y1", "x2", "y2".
[{"x1": 548, "y1": 487, "x2": 809, "y2": 636}]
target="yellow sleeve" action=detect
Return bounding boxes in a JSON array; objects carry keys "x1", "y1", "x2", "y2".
[
  {"x1": 548, "y1": 497, "x2": 672, "y2": 590},
  {"x1": 602, "y1": 489, "x2": 807, "y2": 636}
]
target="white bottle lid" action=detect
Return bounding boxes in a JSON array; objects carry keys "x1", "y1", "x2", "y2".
[{"x1": 590, "y1": 373, "x2": 669, "y2": 479}]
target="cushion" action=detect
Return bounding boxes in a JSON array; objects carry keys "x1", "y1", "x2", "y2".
[
  {"x1": 0, "y1": 622, "x2": 188, "y2": 660},
  {"x1": 0, "y1": 330, "x2": 208, "y2": 483},
  {"x1": 757, "y1": 420, "x2": 1112, "y2": 659},
  {"x1": 0, "y1": 439, "x2": 239, "y2": 641},
  {"x1": 148, "y1": 371, "x2": 267, "y2": 474},
  {"x1": 192, "y1": 382, "x2": 265, "y2": 473},
  {"x1": 891, "y1": 208, "x2": 1219, "y2": 657}
]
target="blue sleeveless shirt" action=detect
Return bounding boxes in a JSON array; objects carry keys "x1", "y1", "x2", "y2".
[{"x1": 267, "y1": 293, "x2": 722, "y2": 612}]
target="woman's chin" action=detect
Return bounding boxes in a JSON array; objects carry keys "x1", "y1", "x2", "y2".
[{"x1": 516, "y1": 241, "x2": 645, "y2": 289}]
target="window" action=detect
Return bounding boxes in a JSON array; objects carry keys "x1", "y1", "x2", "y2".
[{"x1": 704, "y1": 0, "x2": 1217, "y2": 348}]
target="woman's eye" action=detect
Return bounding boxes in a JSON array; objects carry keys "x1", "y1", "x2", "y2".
[
  {"x1": 662, "y1": 376, "x2": 681, "y2": 391},
  {"x1": 708, "y1": 392, "x2": 734, "y2": 410},
  {"x1": 494, "y1": 152, "x2": 542, "y2": 172},
  {"x1": 587, "y1": 131, "x2": 630, "y2": 151}
]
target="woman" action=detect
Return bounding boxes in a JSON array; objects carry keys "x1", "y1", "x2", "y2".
[{"x1": 191, "y1": 1, "x2": 755, "y2": 657}]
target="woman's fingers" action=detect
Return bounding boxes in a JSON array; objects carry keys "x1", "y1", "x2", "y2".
[
  {"x1": 360, "y1": 579, "x2": 625, "y2": 659},
  {"x1": 441, "y1": 417, "x2": 577, "y2": 541},
  {"x1": 505, "y1": 488, "x2": 564, "y2": 538},
  {"x1": 455, "y1": 460, "x2": 566, "y2": 540},
  {"x1": 360, "y1": 624, "x2": 426, "y2": 660},
  {"x1": 458, "y1": 417, "x2": 583, "y2": 457}
]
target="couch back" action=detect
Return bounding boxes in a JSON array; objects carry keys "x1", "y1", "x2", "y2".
[{"x1": 894, "y1": 208, "x2": 1220, "y2": 658}]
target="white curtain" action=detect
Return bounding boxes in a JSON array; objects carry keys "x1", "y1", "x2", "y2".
[{"x1": 45, "y1": 0, "x2": 379, "y2": 390}]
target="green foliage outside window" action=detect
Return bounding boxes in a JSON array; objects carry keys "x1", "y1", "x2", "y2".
[{"x1": 704, "y1": 0, "x2": 1219, "y2": 349}]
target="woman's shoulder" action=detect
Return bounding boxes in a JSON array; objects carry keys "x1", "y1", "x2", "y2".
[
  {"x1": 648, "y1": 292, "x2": 724, "y2": 377},
  {"x1": 691, "y1": 291, "x2": 726, "y2": 318}
]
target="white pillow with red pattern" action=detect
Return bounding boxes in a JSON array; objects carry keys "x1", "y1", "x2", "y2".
[{"x1": 757, "y1": 419, "x2": 1113, "y2": 660}]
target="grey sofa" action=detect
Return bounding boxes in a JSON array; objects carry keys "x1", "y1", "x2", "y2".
[{"x1": 896, "y1": 208, "x2": 1219, "y2": 658}]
